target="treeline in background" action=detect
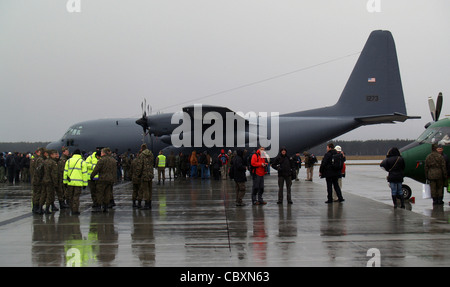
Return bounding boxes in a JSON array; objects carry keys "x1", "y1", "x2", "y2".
[
  {"x1": 307, "y1": 139, "x2": 413, "y2": 156},
  {"x1": 0, "y1": 142, "x2": 50, "y2": 154},
  {"x1": 0, "y1": 139, "x2": 413, "y2": 156}
]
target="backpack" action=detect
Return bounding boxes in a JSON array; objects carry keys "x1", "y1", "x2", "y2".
[
  {"x1": 249, "y1": 153, "x2": 257, "y2": 175},
  {"x1": 219, "y1": 154, "x2": 227, "y2": 165},
  {"x1": 331, "y1": 152, "x2": 344, "y2": 171},
  {"x1": 309, "y1": 154, "x2": 318, "y2": 164}
]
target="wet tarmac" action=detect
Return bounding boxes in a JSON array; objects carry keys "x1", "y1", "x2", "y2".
[{"x1": 1, "y1": 163, "x2": 450, "y2": 267}]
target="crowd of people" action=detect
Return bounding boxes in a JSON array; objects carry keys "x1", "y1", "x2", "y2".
[
  {"x1": 0, "y1": 144, "x2": 322, "y2": 215},
  {"x1": 4, "y1": 141, "x2": 448, "y2": 215},
  {"x1": 0, "y1": 151, "x2": 32, "y2": 184}
]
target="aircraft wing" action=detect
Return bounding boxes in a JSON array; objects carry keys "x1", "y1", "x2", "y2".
[{"x1": 355, "y1": 113, "x2": 421, "y2": 124}]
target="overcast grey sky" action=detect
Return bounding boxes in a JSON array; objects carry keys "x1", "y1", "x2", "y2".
[{"x1": 1, "y1": 0, "x2": 449, "y2": 142}]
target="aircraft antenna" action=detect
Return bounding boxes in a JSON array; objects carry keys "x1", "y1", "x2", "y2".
[{"x1": 156, "y1": 51, "x2": 361, "y2": 112}]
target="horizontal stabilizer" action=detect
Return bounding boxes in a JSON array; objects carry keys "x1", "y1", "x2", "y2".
[{"x1": 355, "y1": 113, "x2": 421, "y2": 124}]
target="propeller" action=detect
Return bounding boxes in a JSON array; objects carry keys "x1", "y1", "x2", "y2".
[
  {"x1": 136, "y1": 98, "x2": 151, "y2": 142},
  {"x1": 435, "y1": 92, "x2": 443, "y2": 121},
  {"x1": 428, "y1": 97, "x2": 436, "y2": 121},
  {"x1": 428, "y1": 92, "x2": 443, "y2": 122}
]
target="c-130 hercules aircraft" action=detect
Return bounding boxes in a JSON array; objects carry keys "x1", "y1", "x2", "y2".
[{"x1": 47, "y1": 30, "x2": 419, "y2": 156}]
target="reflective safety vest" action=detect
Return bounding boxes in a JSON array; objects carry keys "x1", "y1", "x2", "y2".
[
  {"x1": 85, "y1": 152, "x2": 99, "y2": 180},
  {"x1": 157, "y1": 154, "x2": 166, "y2": 168},
  {"x1": 63, "y1": 154, "x2": 88, "y2": 187}
]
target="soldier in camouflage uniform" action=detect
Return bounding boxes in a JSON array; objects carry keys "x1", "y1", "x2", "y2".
[
  {"x1": 30, "y1": 147, "x2": 45, "y2": 214},
  {"x1": 130, "y1": 153, "x2": 141, "y2": 208},
  {"x1": 121, "y1": 150, "x2": 132, "y2": 181},
  {"x1": 425, "y1": 144, "x2": 448, "y2": 205},
  {"x1": 91, "y1": 148, "x2": 117, "y2": 212},
  {"x1": 57, "y1": 147, "x2": 70, "y2": 209},
  {"x1": 134, "y1": 145, "x2": 154, "y2": 209},
  {"x1": 167, "y1": 151, "x2": 176, "y2": 180},
  {"x1": 40, "y1": 150, "x2": 60, "y2": 214}
]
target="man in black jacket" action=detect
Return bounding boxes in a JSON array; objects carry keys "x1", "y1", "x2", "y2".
[
  {"x1": 232, "y1": 149, "x2": 247, "y2": 206},
  {"x1": 319, "y1": 143, "x2": 345, "y2": 204},
  {"x1": 271, "y1": 147, "x2": 295, "y2": 204}
]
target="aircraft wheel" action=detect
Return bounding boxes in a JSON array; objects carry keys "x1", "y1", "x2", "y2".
[{"x1": 402, "y1": 184, "x2": 412, "y2": 200}]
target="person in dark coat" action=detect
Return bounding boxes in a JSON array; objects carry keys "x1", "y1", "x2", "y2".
[
  {"x1": 232, "y1": 149, "x2": 247, "y2": 206},
  {"x1": 319, "y1": 143, "x2": 345, "y2": 204},
  {"x1": 6, "y1": 152, "x2": 20, "y2": 184},
  {"x1": 380, "y1": 147, "x2": 406, "y2": 208},
  {"x1": 211, "y1": 154, "x2": 221, "y2": 180},
  {"x1": 271, "y1": 147, "x2": 295, "y2": 204}
]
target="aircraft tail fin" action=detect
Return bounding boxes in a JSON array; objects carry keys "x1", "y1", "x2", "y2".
[{"x1": 335, "y1": 30, "x2": 409, "y2": 120}]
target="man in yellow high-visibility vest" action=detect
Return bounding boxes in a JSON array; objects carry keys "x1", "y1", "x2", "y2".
[
  {"x1": 63, "y1": 149, "x2": 88, "y2": 215},
  {"x1": 156, "y1": 151, "x2": 166, "y2": 185},
  {"x1": 85, "y1": 151, "x2": 100, "y2": 208}
]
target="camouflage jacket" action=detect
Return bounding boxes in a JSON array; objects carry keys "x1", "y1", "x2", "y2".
[
  {"x1": 58, "y1": 154, "x2": 69, "y2": 186},
  {"x1": 91, "y1": 155, "x2": 117, "y2": 183},
  {"x1": 167, "y1": 154, "x2": 176, "y2": 167},
  {"x1": 425, "y1": 151, "x2": 447, "y2": 180},
  {"x1": 134, "y1": 149, "x2": 154, "y2": 181},
  {"x1": 130, "y1": 157, "x2": 140, "y2": 184},
  {"x1": 42, "y1": 158, "x2": 59, "y2": 187},
  {"x1": 31, "y1": 155, "x2": 45, "y2": 185}
]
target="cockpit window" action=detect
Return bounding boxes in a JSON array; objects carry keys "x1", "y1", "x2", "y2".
[
  {"x1": 417, "y1": 127, "x2": 450, "y2": 146},
  {"x1": 64, "y1": 126, "x2": 83, "y2": 137}
]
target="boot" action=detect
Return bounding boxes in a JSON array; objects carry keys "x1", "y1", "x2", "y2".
[
  {"x1": 45, "y1": 205, "x2": 52, "y2": 215},
  {"x1": 141, "y1": 201, "x2": 151, "y2": 210},
  {"x1": 59, "y1": 200, "x2": 68, "y2": 209},
  {"x1": 38, "y1": 205, "x2": 44, "y2": 215},
  {"x1": 438, "y1": 197, "x2": 444, "y2": 205},
  {"x1": 398, "y1": 195, "x2": 405, "y2": 209},
  {"x1": 392, "y1": 196, "x2": 398, "y2": 208},
  {"x1": 32, "y1": 203, "x2": 39, "y2": 214},
  {"x1": 102, "y1": 204, "x2": 108, "y2": 213},
  {"x1": 137, "y1": 200, "x2": 142, "y2": 209},
  {"x1": 432, "y1": 197, "x2": 438, "y2": 205},
  {"x1": 51, "y1": 203, "x2": 59, "y2": 212},
  {"x1": 132, "y1": 200, "x2": 137, "y2": 208}
]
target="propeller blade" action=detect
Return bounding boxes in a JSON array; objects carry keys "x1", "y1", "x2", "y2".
[
  {"x1": 435, "y1": 92, "x2": 443, "y2": 121},
  {"x1": 428, "y1": 96, "x2": 436, "y2": 121},
  {"x1": 137, "y1": 99, "x2": 150, "y2": 134}
]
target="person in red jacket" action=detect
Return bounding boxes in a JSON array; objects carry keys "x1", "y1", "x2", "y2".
[{"x1": 251, "y1": 146, "x2": 268, "y2": 205}]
